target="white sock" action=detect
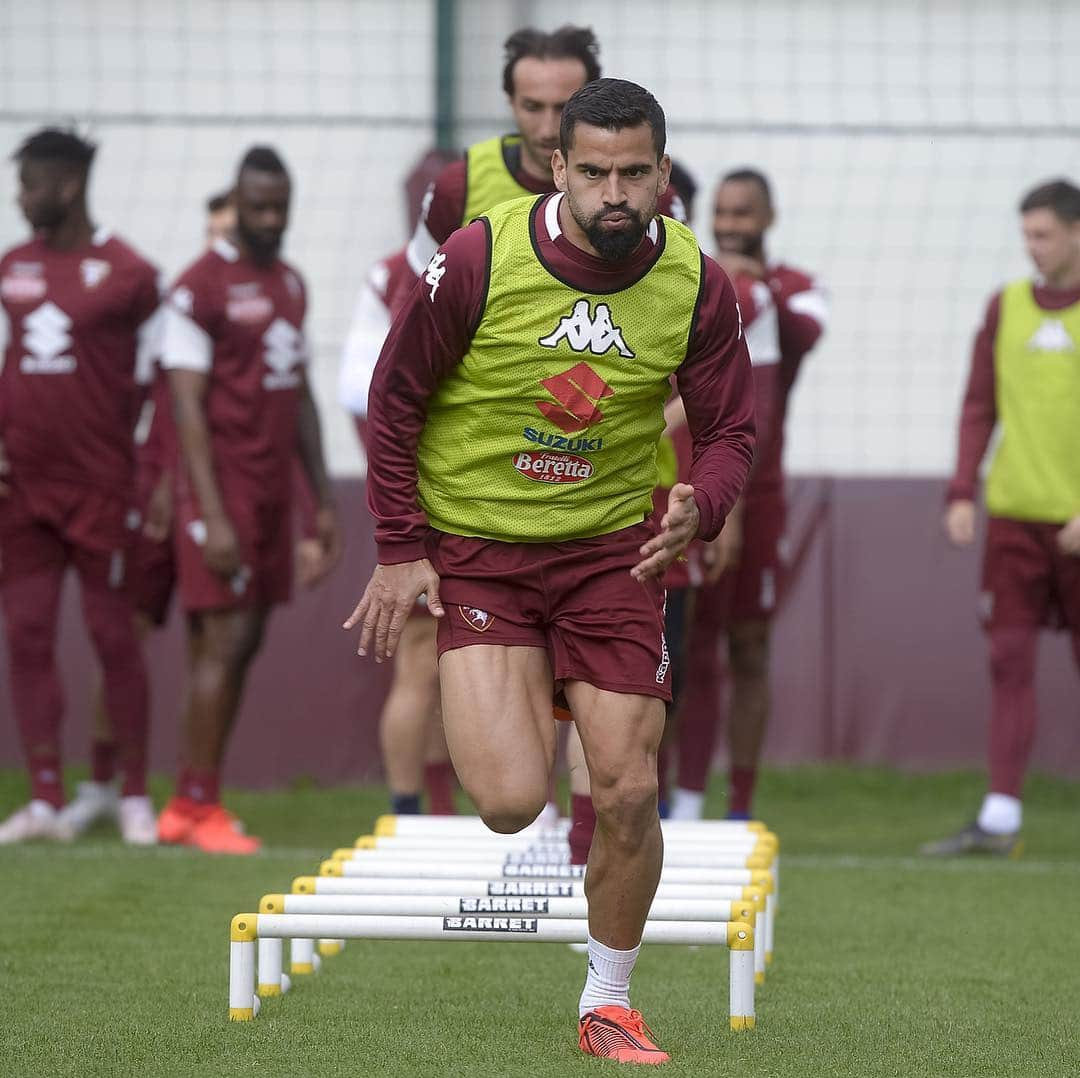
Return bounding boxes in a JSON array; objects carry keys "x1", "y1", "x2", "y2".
[
  {"x1": 977, "y1": 792, "x2": 1022, "y2": 835},
  {"x1": 669, "y1": 787, "x2": 705, "y2": 820},
  {"x1": 578, "y1": 934, "x2": 640, "y2": 1017}
]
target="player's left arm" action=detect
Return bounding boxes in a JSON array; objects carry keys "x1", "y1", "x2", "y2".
[{"x1": 633, "y1": 260, "x2": 756, "y2": 579}]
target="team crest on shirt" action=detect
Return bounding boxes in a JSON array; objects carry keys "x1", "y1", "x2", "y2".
[
  {"x1": 539, "y1": 299, "x2": 634, "y2": 358},
  {"x1": 1, "y1": 261, "x2": 46, "y2": 302},
  {"x1": 459, "y1": 606, "x2": 495, "y2": 632},
  {"x1": 1026, "y1": 318, "x2": 1076, "y2": 353},
  {"x1": 80, "y1": 258, "x2": 111, "y2": 289}
]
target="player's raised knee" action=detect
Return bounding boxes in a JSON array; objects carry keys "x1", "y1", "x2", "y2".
[{"x1": 474, "y1": 790, "x2": 547, "y2": 835}]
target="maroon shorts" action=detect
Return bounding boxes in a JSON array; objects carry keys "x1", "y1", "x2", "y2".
[
  {"x1": 176, "y1": 495, "x2": 293, "y2": 613},
  {"x1": 980, "y1": 516, "x2": 1080, "y2": 631},
  {"x1": 710, "y1": 490, "x2": 787, "y2": 625},
  {"x1": 428, "y1": 522, "x2": 672, "y2": 701},
  {"x1": 0, "y1": 478, "x2": 137, "y2": 591}
]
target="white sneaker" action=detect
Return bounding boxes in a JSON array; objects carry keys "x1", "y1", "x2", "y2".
[
  {"x1": 118, "y1": 796, "x2": 158, "y2": 846},
  {"x1": 0, "y1": 800, "x2": 67, "y2": 844},
  {"x1": 56, "y1": 781, "x2": 119, "y2": 837}
]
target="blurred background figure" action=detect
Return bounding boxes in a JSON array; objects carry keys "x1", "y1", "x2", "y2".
[
  {"x1": 156, "y1": 146, "x2": 340, "y2": 853},
  {"x1": 669, "y1": 168, "x2": 827, "y2": 820},
  {"x1": 0, "y1": 129, "x2": 159, "y2": 845},
  {"x1": 205, "y1": 190, "x2": 235, "y2": 245},
  {"x1": 923, "y1": 179, "x2": 1080, "y2": 857},
  {"x1": 339, "y1": 245, "x2": 457, "y2": 814}
]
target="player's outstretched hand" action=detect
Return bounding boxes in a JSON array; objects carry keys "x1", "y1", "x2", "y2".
[
  {"x1": 344, "y1": 559, "x2": 444, "y2": 663},
  {"x1": 1056, "y1": 514, "x2": 1080, "y2": 558},
  {"x1": 944, "y1": 500, "x2": 976, "y2": 547},
  {"x1": 632, "y1": 483, "x2": 700, "y2": 581}
]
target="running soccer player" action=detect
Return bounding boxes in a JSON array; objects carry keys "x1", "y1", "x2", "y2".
[
  {"x1": 156, "y1": 146, "x2": 341, "y2": 854},
  {"x1": 347, "y1": 80, "x2": 755, "y2": 1062},
  {"x1": 339, "y1": 247, "x2": 458, "y2": 815},
  {"x1": 0, "y1": 128, "x2": 159, "y2": 845},
  {"x1": 670, "y1": 168, "x2": 827, "y2": 821},
  {"x1": 922, "y1": 178, "x2": 1080, "y2": 857}
]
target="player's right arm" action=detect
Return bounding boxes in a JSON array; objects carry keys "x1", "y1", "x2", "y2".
[
  {"x1": 344, "y1": 223, "x2": 488, "y2": 662},
  {"x1": 160, "y1": 271, "x2": 241, "y2": 578},
  {"x1": 404, "y1": 162, "x2": 468, "y2": 279},
  {"x1": 945, "y1": 293, "x2": 1000, "y2": 547}
]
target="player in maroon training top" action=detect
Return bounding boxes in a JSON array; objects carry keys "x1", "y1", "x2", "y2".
[
  {"x1": 670, "y1": 168, "x2": 827, "y2": 821},
  {"x1": 63, "y1": 192, "x2": 244, "y2": 842},
  {"x1": 407, "y1": 24, "x2": 686, "y2": 282},
  {"x1": 0, "y1": 129, "x2": 160, "y2": 845},
  {"x1": 157, "y1": 146, "x2": 341, "y2": 854}
]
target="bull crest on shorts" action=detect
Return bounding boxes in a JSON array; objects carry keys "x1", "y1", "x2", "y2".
[{"x1": 459, "y1": 605, "x2": 494, "y2": 632}]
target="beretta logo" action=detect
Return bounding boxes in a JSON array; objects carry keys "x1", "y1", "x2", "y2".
[{"x1": 512, "y1": 452, "x2": 593, "y2": 484}]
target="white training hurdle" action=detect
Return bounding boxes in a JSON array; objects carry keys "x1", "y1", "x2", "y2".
[
  {"x1": 229, "y1": 913, "x2": 757, "y2": 1029},
  {"x1": 290, "y1": 872, "x2": 774, "y2": 979},
  {"x1": 227, "y1": 813, "x2": 779, "y2": 1034}
]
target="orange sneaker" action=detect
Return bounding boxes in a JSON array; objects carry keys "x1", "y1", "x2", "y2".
[
  {"x1": 187, "y1": 805, "x2": 261, "y2": 855},
  {"x1": 578, "y1": 1007, "x2": 670, "y2": 1065},
  {"x1": 157, "y1": 796, "x2": 199, "y2": 844}
]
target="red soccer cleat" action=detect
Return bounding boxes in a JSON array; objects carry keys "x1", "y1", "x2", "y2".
[
  {"x1": 187, "y1": 805, "x2": 261, "y2": 855},
  {"x1": 578, "y1": 1006, "x2": 671, "y2": 1065},
  {"x1": 157, "y1": 796, "x2": 199, "y2": 844}
]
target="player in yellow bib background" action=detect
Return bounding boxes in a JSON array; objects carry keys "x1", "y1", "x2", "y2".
[{"x1": 926, "y1": 179, "x2": 1080, "y2": 857}]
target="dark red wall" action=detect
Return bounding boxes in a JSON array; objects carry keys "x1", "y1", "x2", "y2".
[{"x1": 0, "y1": 477, "x2": 1076, "y2": 786}]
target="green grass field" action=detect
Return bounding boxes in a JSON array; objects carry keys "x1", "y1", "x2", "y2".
[{"x1": 1, "y1": 766, "x2": 1077, "y2": 1078}]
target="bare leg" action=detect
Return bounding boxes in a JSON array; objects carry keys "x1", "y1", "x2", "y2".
[
  {"x1": 182, "y1": 605, "x2": 269, "y2": 771},
  {"x1": 727, "y1": 619, "x2": 771, "y2": 767},
  {"x1": 566, "y1": 681, "x2": 665, "y2": 950},
  {"x1": 727, "y1": 619, "x2": 770, "y2": 815},
  {"x1": 378, "y1": 615, "x2": 440, "y2": 798},
  {"x1": 438, "y1": 645, "x2": 556, "y2": 832}
]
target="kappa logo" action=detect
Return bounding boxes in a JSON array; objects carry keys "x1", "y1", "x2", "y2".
[
  {"x1": 539, "y1": 299, "x2": 634, "y2": 358},
  {"x1": 20, "y1": 302, "x2": 76, "y2": 374},
  {"x1": 80, "y1": 258, "x2": 110, "y2": 289},
  {"x1": 459, "y1": 606, "x2": 494, "y2": 632},
  {"x1": 1027, "y1": 318, "x2": 1076, "y2": 353},
  {"x1": 424, "y1": 251, "x2": 446, "y2": 301},
  {"x1": 262, "y1": 318, "x2": 305, "y2": 390},
  {"x1": 535, "y1": 361, "x2": 613, "y2": 434}
]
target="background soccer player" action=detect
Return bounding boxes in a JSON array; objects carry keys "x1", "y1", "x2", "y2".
[
  {"x1": 922, "y1": 179, "x2": 1080, "y2": 857},
  {"x1": 339, "y1": 246, "x2": 457, "y2": 815},
  {"x1": 670, "y1": 168, "x2": 828, "y2": 820},
  {"x1": 0, "y1": 129, "x2": 159, "y2": 845},
  {"x1": 347, "y1": 79, "x2": 754, "y2": 1063},
  {"x1": 157, "y1": 146, "x2": 341, "y2": 854},
  {"x1": 60, "y1": 188, "x2": 242, "y2": 841}
]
